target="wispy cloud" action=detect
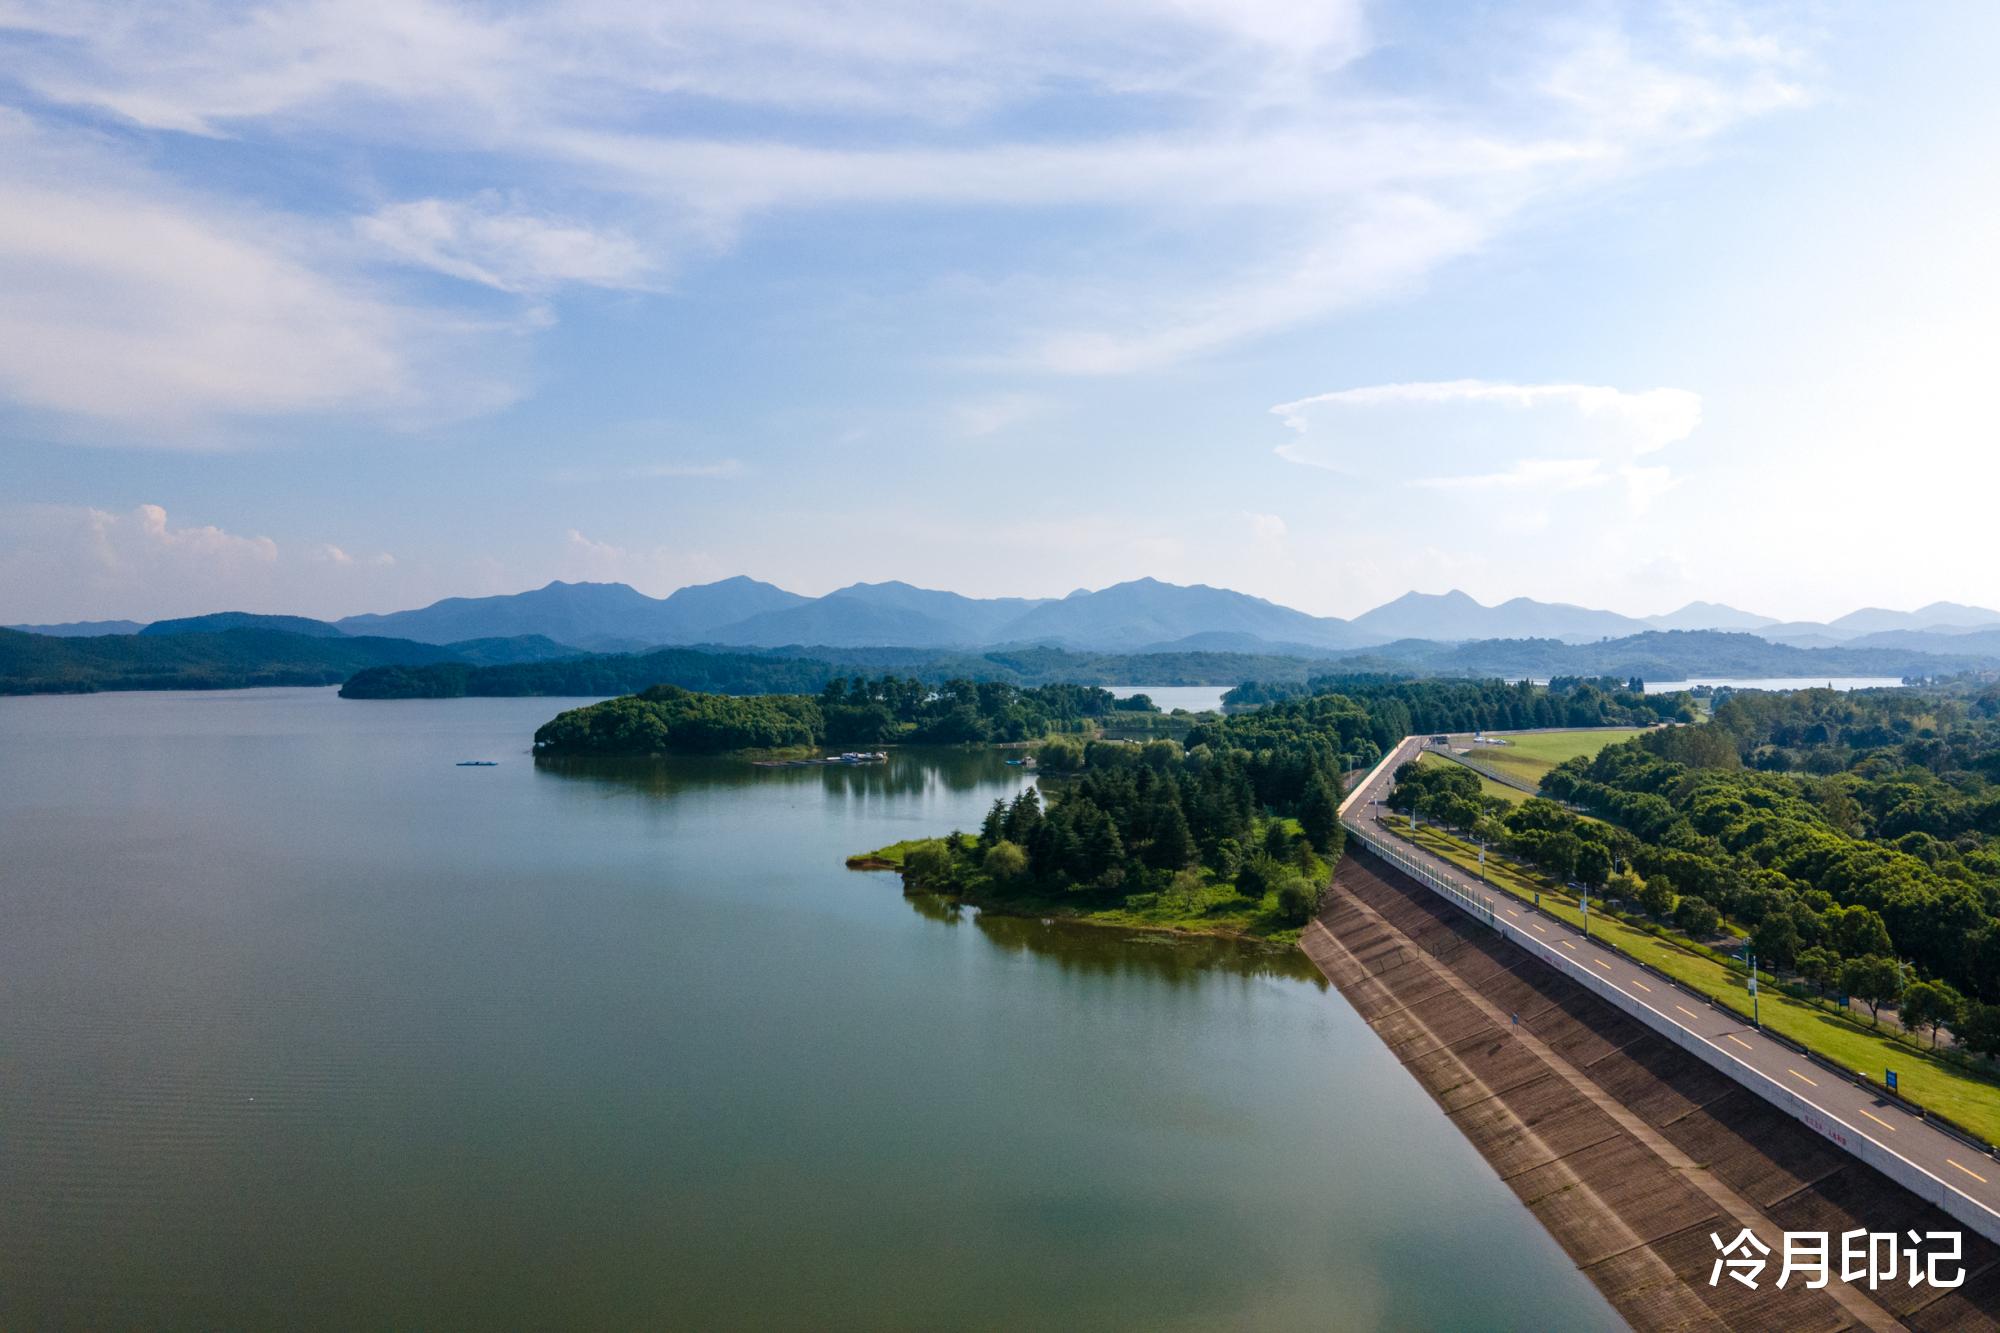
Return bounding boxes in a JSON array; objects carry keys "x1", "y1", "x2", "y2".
[
  {"x1": 0, "y1": 111, "x2": 522, "y2": 432},
  {"x1": 1272, "y1": 379, "x2": 1700, "y2": 507},
  {"x1": 361, "y1": 195, "x2": 656, "y2": 295},
  {"x1": 0, "y1": 1, "x2": 1812, "y2": 430}
]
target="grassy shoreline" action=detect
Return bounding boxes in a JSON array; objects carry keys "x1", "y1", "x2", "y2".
[{"x1": 845, "y1": 839, "x2": 1308, "y2": 950}]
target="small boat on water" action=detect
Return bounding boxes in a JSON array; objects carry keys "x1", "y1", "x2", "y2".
[{"x1": 455, "y1": 761, "x2": 498, "y2": 767}]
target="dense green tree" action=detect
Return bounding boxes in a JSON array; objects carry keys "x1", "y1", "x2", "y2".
[
  {"x1": 1299, "y1": 776, "x2": 1344, "y2": 856},
  {"x1": 1674, "y1": 896, "x2": 1722, "y2": 938},
  {"x1": 1752, "y1": 912, "x2": 1802, "y2": 970},
  {"x1": 1840, "y1": 955, "x2": 1903, "y2": 1026},
  {"x1": 1147, "y1": 799, "x2": 1196, "y2": 871},
  {"x1": 1797, "y1": 946, "x2": 1840, "y2": 999},
  {"x1": 983, "y1": 840, "x2": 1029, "y2": 884},
  {"x1": 1273, "y1": 863, "x2": 1323, "y2": 926},
  {"x1": 1900, "y1": 979, "x2": 1964, "y2": 1049},
  {"x1": 1638, "y1": 876, "x2": 1677, "y2": 920},
  {"x1": 1958, "y1": 1002, "x2": 2000, "y2": 1060},
  {"x1": 1574, "y1": 840, "x2": 1612, "y2": 890}
]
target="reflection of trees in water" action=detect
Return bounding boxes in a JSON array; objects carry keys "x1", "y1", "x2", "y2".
[
  {"x1": 903, "y1": 892, "x2": 965, "y2": 926},
  {"x1": 927, "y1": 902, "x2": 1326, "y2": 988},
  {"x1": 533, "y1": 747, "x2": 1022, "y2": 803}
]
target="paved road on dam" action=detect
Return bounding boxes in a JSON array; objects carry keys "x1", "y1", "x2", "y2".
[{"x1": 1342, "y1": 734, "x2": 2000, "y2": 1240}]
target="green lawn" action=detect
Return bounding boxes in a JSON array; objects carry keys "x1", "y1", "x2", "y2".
[
  {"x1": 1463, "y1": 728, "x2": 1645, "y2": 786},
  {"x1": 1377, "y1": 814, "x2": 2000, "y2": 1145}
]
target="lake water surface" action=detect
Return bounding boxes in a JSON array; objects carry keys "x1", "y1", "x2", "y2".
[
  {"x1": 1108, "y1": 684, "x2": 1230, "y2": 713},
  {"x1": 0, "y1": 689, "x2": 1615, "y2": 1329}
]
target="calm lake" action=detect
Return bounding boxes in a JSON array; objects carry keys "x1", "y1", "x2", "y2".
[
  {"x1": 0, "y1": 689, "x2": 1615, "y2": 1329},
  {"x1": 1108, "y1": 684, "x2": 1230, "y2": 713}
]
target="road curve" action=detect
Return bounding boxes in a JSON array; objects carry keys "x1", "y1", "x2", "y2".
[{"x1": 1341, "y1": 734, "x2": 2000, "y2": 1243}]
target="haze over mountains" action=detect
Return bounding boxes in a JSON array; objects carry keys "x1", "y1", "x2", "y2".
[{"x1": 14, "y1": 579, "x2": 2000, "y2": 658}]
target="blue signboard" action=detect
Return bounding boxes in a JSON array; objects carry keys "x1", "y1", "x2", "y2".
[{"x1": 1886, "y1": 1069, "x2": 1898, "y2": 1093}]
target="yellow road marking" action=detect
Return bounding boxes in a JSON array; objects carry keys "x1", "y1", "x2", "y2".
[
  {"x1": 1561, "y1": 941, "x2": 1577, "y2": 951},
  {"x1": 1593, "y1": 959, "x2": 1612, "y2": 971},
  {"x1": 1948, "y1": 1159, "x2": 1989, "y2": 1184},
  {"x1": 1857, "y1": 1108, "x2": 1897, "y2": 1133},
  {"x1": 1630, "y1": 980, "x2": 1651, "y2": 992},
  {"x1": 1787, "y1": 1068, "x2": 1817, "y2": 1087},
  {"x1": 1508, "y1": 909, "x2": 1520, "y2": 917},
  {"x1": 1530, "y1": 924, "x2": 1546, "y2": 934},
  {"x1": 1726, "y1": 1034, "x2": 1754, "y2": 1051},
  {"x1": 1676, "y1": 1005, "x2": 1700, "y2": 1020}
]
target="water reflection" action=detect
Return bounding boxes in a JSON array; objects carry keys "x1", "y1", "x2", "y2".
[
  {"x1": 534, "y1": 746, "x2": 1017, "y2": 801},
  {"x1": 900, "y1": 891, "x2": 1326, "y2": 986},
  {"x1": 538, "y1": 746, "x2": 1321, "y2": 984}
]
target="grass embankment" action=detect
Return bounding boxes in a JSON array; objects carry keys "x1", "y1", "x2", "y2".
[
  {"x1": 1455, "y1": 728, "x2": 1643, "y2": 786},
  {"x1": 1378, "y1": 814, "x2": 2000, "y2": 1144},
  {"x1": 848, "y1": 817, "x2": 1315, "y2": 948}
]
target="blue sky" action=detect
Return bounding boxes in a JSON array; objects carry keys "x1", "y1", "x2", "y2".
[{"x1": 1, "y1": 1, "x2": 1995, "y2": 624}]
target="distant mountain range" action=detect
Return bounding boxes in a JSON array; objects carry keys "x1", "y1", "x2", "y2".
[
  {"x1": 0, "y1": 625, "x2": 584, "y2": 694},
  {"x1": 12, "y1": 580, "x2": 2000, "y2": 660},
  {"x1": 8, "y1": 619, "x2": 147, "y2": 637}
]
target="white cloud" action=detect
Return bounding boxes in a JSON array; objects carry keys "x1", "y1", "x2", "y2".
[
  {"x1": 0, "y1": 0, "x2": 1812, "y2": 407},
  {"x1": 0, "y1": 112, "x2": 520, "y2": 431},
  {"x1": 560, "y1": 526, "x2": 725, "y2": 592},
  {"x1": 1272, "y1": 379, "x2": 1701, "y2": 504},
  {"x1": 0, "y1": 503, "x2": 400, "y2": 621},
  {"x1": 361, "y1": 196, "x2": 655, "y2": 294}
]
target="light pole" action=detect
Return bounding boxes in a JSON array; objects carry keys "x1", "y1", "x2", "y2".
[
  {"x1": 1749, "y1": 950, "x2": 1760, "y2": 1028},
  {"x1": 1581, "y1": 885, "x2": 1589, "y2": 939}
]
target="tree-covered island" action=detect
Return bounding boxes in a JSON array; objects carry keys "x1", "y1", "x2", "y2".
[{"x1": 532, "y1": 677, "x2": 1160, "y2": 755}]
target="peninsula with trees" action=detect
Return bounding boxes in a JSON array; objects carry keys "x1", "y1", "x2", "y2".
[{"x1": 855, "y1": 677, "x2": 1687, "y2": 943}]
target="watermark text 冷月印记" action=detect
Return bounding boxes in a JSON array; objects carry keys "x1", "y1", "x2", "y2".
[{"x1": 1710, "y1": 1228, "x2": 1963, "y2": 1291}]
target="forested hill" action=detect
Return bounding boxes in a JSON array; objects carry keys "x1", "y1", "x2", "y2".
[
  {"x1": 339, "y1": 645, "x2": 1333, "y2": 699},
  {"x1": 533, "y1": 679, "x2": 1136, "y2": 755},
  {"x1": 1224, "y1": 675, "x2": 1691, "y2": 733},
  {"x1": 0, "y1": 626, "x2": 461, "y2": 693},
  {"x1": 0, "y1": 627, "x2": 578, "y2": 694},
  {"x1": 1324, "y1": 629, "x2": 1957, "y2": 681}
]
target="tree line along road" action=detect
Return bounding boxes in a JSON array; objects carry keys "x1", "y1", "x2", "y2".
[{"x1": 1339, "y1": 734, "x2": 2000, "y2": 1244}]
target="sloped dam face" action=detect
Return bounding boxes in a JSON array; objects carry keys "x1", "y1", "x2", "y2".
[{"x1": 1306, "y1": 846, "x2": 2000, "y2": 1331}]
